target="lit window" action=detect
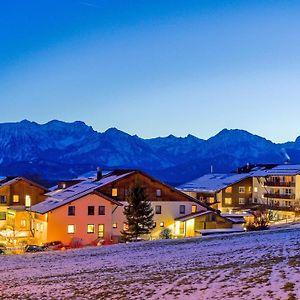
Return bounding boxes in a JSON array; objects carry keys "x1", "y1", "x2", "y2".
[
  {"x1": 160, "y1": 222, "x2": 164, "y2": 227},
  {"x1": 112, "y1": 188, "x2": 118, "y2": 197},
  {"x1": 25, "y1": 195, "x2": 31, "y2": 207},
  {"x1": 98, "y1": 224, "x2": 104, "y2": 238},
  {"x1": 13, "y1": 195, "x2": 19, "y2": 203},
  {"x1": 98, "y1": 206, "x2": 105, "y2": 215},
  {"x1": 36, "y1": 223, "x2": 40, "y2": 231},
  {"x1": 40, "y1": 223, "x2": 44, "y2": 233},
  {"x1": 67, "y1": 224, "x2": 75, "y2": 234},
  {"x1": 254, "y1": 187, "x2": 258, "y2": 193},
  {"x1": 179, "y1": 205, "x2": 185, "y2": 214},
  {"x1": 239, "y1": 187, "x2": 245, "y2": 193},
  {"x1": 239, "y1": 198, "x2": 245, "y2": 205},
  {"x1": 207, "y1": 197, "x2": 215, "y2": 204},
  {"x1": 192, "y1": 205, "x2": 197, "y2": 213},
  {"x1": 248, "y1": 187, "x2": 252, "y2": 193},
  {"x1": 112, "y1": 223, "x2": 117, "y2": 228},
  {"x1": 155, "y1": 205, "x2": 162, "y2": 214},
  {"x1": 0, "y1": 195, "x2": 7, "y2": 204},
  {"x1": 88, "y1": 206, "x2": 95, "y2": 215},
  {"x1": 0, "y1": 212, "x2": 6, "y2": 220},
  {"x1": 179, "y1": 222, "x2": 185, "y2": 235},
  {"x1": 20, "y1": 219, "x2": 26, "y2": 228},
  {"x1": 156, "y1": 189, "x2": 162, "y2": 197},
  {"x1": 224, "y1": 198, "x2": 232, "y2": 205},
  {"x1": 225, "y1": 187, "x2": 232, "y2": 193},
  {"x1": 68, "y1": 206, "x2": 75, "y2": 216},
  {"x1": 87, "y1": 224, "x2": 95, "y2": 233},
  {"x1": 123, "y1": 223, "x2": 129, "y2": 231}
]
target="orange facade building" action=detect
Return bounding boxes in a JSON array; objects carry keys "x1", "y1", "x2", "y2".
[{"x1": 32, "y1": 170, "x2": 219, "y2": 246}]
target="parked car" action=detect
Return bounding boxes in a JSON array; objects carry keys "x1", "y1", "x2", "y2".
[
  {"x1": 43, "y1": 241, "x2": 63, "y2": 251},
  {"x1": 25, "y1": 245, "x2": 46, "y2": 253}
]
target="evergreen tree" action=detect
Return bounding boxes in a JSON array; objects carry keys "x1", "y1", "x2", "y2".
[{"x1": 121, "y1": 181, "x2": 154, "y2": 241}]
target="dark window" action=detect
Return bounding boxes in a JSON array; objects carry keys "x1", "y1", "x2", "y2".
[
  {"x1": 0, "y1": 196, "x2": 7, "y2": 204},
  {"x1": 68, "y1": 206, "x2": 75, "y2": 216},
  {"x1": 155, "y1": 205, "x2": 161, "y2": 214},
  {"x1": 88, "y1": 206, "x2": 95, "y2": 215},
  {"x1": 0, "y1": 212, "x2": 6, "y2": 220},
  {"x1": 98, "y1": 206, "x2": 105, "y2": 215},
  {"x1": 179, "y1": 205, "x2": 186, "y2": 214},
  {"x1": 206, "y1": 213, "x2": 216, "y2": 222}
]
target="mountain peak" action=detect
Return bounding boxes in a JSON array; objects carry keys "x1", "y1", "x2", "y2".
[{"x1": 104, "y1": 127, "x2": 128, "y2": 136}]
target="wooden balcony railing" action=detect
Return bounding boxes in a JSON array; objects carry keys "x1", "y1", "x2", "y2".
[
  {"x1": 264, "y1": 181, "x2": 295, "y2": 187},
  {"x1": 264, "y1": 193, "x2": 295, "y2": 200}
]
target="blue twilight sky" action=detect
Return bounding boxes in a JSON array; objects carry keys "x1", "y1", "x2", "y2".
[{"x1": 1, "y1": 0, "x2": 300, "y2": 142}]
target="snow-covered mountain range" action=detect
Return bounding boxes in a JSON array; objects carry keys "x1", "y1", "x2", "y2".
[{"x1": 0, "y1": 120, "x2": 299, "y2": 186}]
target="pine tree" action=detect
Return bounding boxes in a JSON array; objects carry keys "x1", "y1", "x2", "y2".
[{"x1": 121, "y1": 181, "x2": 154, "y2": 241}]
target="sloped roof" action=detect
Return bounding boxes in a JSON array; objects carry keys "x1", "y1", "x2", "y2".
[
  {"x1": 175, "y1": 211, "x2": 245, "y2": 224},
  {"x1": 31, "y1": 170, "x2": 133, "y2": 214},
  {"x1": 0, "y1": 176, "x2": 48, "y2": 192},
  {"x1": 178, "y1": 173, "x2": 251, "y2": 193},
  {"x1": 252, "y1": 164, "x2": 300, "y2": 176}
]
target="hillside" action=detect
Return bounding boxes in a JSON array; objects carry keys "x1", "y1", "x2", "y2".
[{"x1": 1, "y1": 228, "x2": 300, "y2": 299}]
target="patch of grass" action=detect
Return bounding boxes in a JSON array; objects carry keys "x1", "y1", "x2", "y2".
[{"x1": 282, "y1": 282, "x2": 295, "y2": 292}]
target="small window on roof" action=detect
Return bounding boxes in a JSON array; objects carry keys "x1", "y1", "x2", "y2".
[{"x1": 156, "y1": 189, "x2": 162, "y2": 197}]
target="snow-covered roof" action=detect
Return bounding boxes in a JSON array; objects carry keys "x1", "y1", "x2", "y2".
[
  {"x1": 75, "y1": 170, "x2": 114, "y2": 180},
  {"x1": 221, "y1": 215, "x2": 246, "y2": 224},
  {"x1": 252, "y1": 164, "x2": 300, "y2": 176},
  {"x1": 31, "y1": 171, "x2": 134, "y2": 214},
  {"x1": 178, "y1": 173, "x2": 251, "y2": 193},
  {"x1": 175, "y1": 210, "x2": 246, "y2": 224}
]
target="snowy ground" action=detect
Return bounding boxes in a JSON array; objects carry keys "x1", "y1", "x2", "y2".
[{"x1": 1, "y1": 228, "x2": 300, "y2": 300}]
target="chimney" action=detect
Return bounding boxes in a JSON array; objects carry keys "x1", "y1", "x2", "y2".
[{"x1": 96, "y1": 167, "x2": 102, "y2": 181}]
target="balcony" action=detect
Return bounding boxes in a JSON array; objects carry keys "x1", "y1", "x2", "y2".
[
  {"x1": 264, "y1": 181, "x2": 295, "y2": 187},
  {"x1": 261, "y1": 204, "x2": 297, "y2": 212},
  {"x1": 241, "y1": 201, "x2": 298, "y2": 212},
  {"x1": 264, "y1": 193, "x2": 295, "y2": 200}
]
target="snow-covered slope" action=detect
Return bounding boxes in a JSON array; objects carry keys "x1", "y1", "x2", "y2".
[{"x1": 1, "y1": 227, "x2": 300, "y2": 299}]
